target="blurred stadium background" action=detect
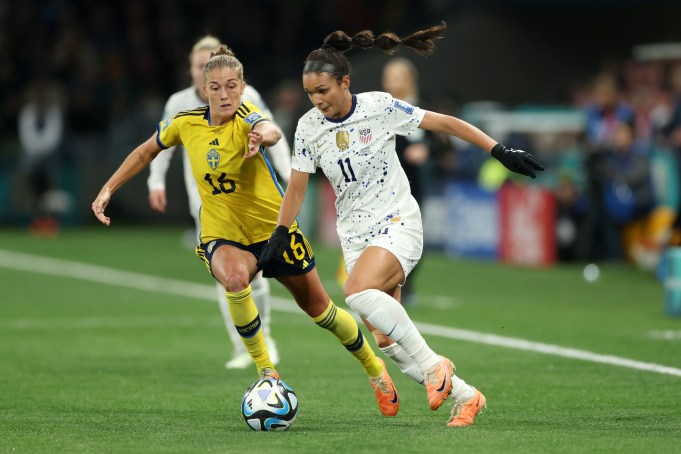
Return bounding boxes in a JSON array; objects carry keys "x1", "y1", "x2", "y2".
[
  {"x1": 2, "y1": 1, "x2": 681, "y2": 452},
  {"x1": 3, "y1": 0, "x2": 681, "y2": 270}
]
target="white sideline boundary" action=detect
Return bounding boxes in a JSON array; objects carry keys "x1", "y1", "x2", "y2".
[{"x1": 1, "y1": 248, "x2": 680, "y2": 378}]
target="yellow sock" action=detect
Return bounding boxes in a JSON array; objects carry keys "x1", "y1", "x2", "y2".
[
  {"x1": 312, "y1": 301, "x2": 383, "y2": 378},
  {"x1": 226, "y1": 286, "x2": 273, "y2": 373},
  {"x1": 336, "y1": 256, "x2": 348, "y2": 288}
]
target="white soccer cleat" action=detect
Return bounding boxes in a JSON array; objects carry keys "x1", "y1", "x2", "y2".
[{"x1": 225, "y1": 352, "x2": 253, "y2": 370}]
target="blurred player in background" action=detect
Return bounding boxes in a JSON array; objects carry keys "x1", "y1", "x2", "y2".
[
  {"x1": 259, "y1": 23, "x2": 543, "y2": 427},
  {"x1": 147, "y1": 36, "x2": 290, "y2": 369},
  {"x1": 381, "y1": 57, "x2": 429, "y2": 306}
]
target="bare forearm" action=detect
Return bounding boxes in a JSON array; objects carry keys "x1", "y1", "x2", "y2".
[
  {"x1": 277, "y1": 189, "x2": 303, "y2": 228},
  {"x1": 102, "y1": 143, "x2": 159, "y2": 195},
  {"x1": 259, "y1": 122, "x2": 282, "y2": 147},
  {"x1": 421, "y1": 111, "x2": 497, "y2": 151},
  {"x1": 277, "y1": 170, "x2": 309, "y2": 228}
]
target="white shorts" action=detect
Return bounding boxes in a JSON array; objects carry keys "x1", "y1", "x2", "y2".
[{"x1": 343, "y1": 222, "x2": 423, "y2": 282}]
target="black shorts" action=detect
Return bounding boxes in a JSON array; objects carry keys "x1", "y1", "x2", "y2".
[{"x1": 195, "y1": 227, "x2": 316, "y2": 279}]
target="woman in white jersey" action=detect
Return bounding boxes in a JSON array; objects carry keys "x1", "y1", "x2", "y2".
[
  {"x1": 147, "y1": 36, "x2": 291, "y2": 369},
  {"x1": 259, "y1": 22, "x2": 544, "y2": 427}
]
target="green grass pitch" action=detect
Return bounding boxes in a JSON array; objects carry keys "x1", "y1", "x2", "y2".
[{"x1": 1, "y1": 226, "x2": 680, "y2": 453}]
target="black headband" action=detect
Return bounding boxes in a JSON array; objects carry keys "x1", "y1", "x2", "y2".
[{"x1": 303, "y1": 60, "x2": 344, "y2": 74}]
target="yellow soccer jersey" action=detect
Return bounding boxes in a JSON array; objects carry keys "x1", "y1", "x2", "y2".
[{"x1": 156, "y1": 102, "x2": 292, "y2": 245}]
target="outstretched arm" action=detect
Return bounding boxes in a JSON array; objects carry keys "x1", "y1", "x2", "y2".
[
  {"x1": 256, "y1": 170, "x2": 310, "y2": 268},
  {"x1": 419, "y1": 111, "x2": 497, "y2": 151},
  {"x1": 92, "y1": 133, "x2": 163, "y2": 225},
  {"x1": 419, "y1": 110, "x2": 544, "y2": 178}
]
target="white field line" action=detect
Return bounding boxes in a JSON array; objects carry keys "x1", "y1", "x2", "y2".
[
  {"x1": 648, "y1": 330, "x2": 681, "y2": 341},
  {"x1": 1, "y1": 248, "x2": 680, "y2": 378}
]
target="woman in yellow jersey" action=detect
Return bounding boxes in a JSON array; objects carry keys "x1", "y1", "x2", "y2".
[{"x1": 92, "y1": 45, "x2": 401, "y2": 417}]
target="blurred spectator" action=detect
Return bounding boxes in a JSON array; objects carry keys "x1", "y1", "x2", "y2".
[
  {"x1": 603, "y1": 121, "x2": 654, "y2": 226},
  {"x1": 580, "y1": 120, "x2": 654, "y2": 261},
  {"x1": 661, "y1": 62, "x2": 681, "y2": 248},
  {"x1": 577, "y1": 74, "x2": 636, "y2": 260},
  {"x1": 663, "y1": 62, "x2": 681, "y2": 168},
  {"x1": 622, "y1": 59, "x2": 670, "y2": 141},
  {"x1": 17, "y1": 77, "x2": 65, "y2": 235},
  {"x1": 584, "y1": 74, "x2": 635, "y2": 148}
]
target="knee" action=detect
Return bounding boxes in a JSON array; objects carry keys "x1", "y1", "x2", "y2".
[
  {"x1": 224, "y1": 274, "x2": 250, "y2": 293},
  {"x1": 344, "y1": 280, "x2": 370, "y2": 299}
]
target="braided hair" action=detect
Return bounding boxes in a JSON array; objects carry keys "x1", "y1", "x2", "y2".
[{"x1": 303, "y1": 22, "x2": 446, "y2": 81}]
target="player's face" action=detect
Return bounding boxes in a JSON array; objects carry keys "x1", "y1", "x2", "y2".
[
  {"x1": 303, "y1": 72, "x2": 351, "y2": 119},
  {"x1": 203, "y1": 67, "x2": 245, "y2": 122},
  {"x1": 382, "y1": 63, "x2": 412, "y2": 100},
  {"x1": 190, "y1": 50, "x2": 213, "y2": 96}
]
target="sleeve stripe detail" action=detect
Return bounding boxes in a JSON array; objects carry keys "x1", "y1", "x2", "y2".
[
  {"x1": 155, "y1": 124, "x2": 169, "y2": 149},
  {"x1": 249, "y1": 118, "x2": 269, "y2": 130},
  {"x1": 174, "y1": 106, "x2": 208, "y2": 118}
]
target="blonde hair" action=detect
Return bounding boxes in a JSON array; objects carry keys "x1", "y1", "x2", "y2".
[
  {"x1": 203, "y1": 44, "x2": 244, "y2": 82},
  {"x1": 191, "y1": 35, "x2": 221, "y2": 56}
]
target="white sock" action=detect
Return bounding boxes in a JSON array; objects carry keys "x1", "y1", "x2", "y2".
[
  {"x1": 250, "y1": 272, "x2": 271, "y2": 338},
  {"x1": 346, "y1": 289, "x2": 440, "y2": 373},
  {"x1": 380, "y1": 343, "x2": 424, "y2": 384},
  {"x1": 450, "y1": 375, "x2": 475, "y2": 402},
  {"x1": 215, "y1": 282, "x2": 246, "y2": 356}
]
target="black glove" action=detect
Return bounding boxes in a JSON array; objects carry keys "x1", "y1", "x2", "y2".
[
  {"x1": 257, "y1": 225, "x2": 290, "y2": 269},
  {"x1": 491, "y1": 143, "x2": 545, "y2": 179}
]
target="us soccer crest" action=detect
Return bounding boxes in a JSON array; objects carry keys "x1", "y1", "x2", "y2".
[
  {"x1": 359, "y1": 127, "x2": 372, "y2": 144},
  {"x1": 336, "y1": 130, "x2": 349, "y2": 150},
  {"x1": 206, "y1": 148, "x2": 220, "y2": 170}
]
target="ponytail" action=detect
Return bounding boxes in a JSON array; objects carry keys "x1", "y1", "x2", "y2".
[{"x1": 303, "y1": 22, "x2": 446, "y2": 81}]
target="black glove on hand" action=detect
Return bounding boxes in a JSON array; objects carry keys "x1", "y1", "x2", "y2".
[
  {"x1": 491, "y1": 143, "x2": 545, "y2": 179},
  {"x1": 257, "y1": 225, "x2": 290, "y2": 269}
]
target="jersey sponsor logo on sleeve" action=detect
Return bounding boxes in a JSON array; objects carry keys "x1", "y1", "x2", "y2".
[
  {"x1": 244, "y1": 112, "x2": 263, "y2": 125},
  {"x1": 206, "y1": 148, "x2": 220, "y2": 170},
  {"x1": 359, "y1": 127, "x2": 372, "y2": 144},
  {"x1": 394, "y1": 100, "x2": 415, "y2": 115}
]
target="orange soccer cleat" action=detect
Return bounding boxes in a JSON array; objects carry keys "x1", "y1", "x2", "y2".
[
  {"x1": 368, "y1": 358, "x2": 399, "y2": 416},
  {"x1": 447, "y1": 387, "x2": 486, "y2": 427},
  {"x1": 424, "y1": 356, "x2": 454, "y2": 410}
]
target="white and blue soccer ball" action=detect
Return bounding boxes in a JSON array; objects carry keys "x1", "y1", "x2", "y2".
[{"x1": 241, "y1": 377, "x2": 298, "y2": 431}]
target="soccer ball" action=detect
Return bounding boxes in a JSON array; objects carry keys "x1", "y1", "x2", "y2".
[{"x1": 241, "y1": 377, "x2": 298, "y2": 431}]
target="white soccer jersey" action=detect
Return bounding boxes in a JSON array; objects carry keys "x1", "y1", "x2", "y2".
[
  {"x1": 293, "y1": 91, "x2": 426, "y2": 250},
  {"x1": 147, "y1": 85, "x2": 292, "y2": 227}
]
